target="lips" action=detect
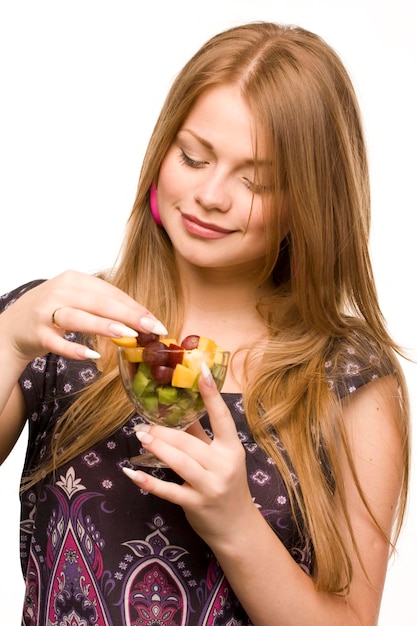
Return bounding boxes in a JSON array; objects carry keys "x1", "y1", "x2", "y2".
[{"x1": 180, "y1": 213, "x2": 235, "y2": 239}]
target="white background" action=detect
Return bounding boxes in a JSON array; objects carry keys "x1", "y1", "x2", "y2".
[{"x1": 0, "y1": 1, "x2": 416, "y2": 623}]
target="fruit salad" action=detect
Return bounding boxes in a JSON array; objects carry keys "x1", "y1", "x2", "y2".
[{"x1": 115, "y1": 333, "x2": 229, "y2": 428}]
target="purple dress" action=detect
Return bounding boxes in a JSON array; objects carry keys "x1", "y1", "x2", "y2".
[{"x1": 0, "y1": 281, "x2": 390, "y2": 626}]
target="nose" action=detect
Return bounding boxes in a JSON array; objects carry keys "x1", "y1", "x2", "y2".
[{"x1": 194, "y1": 171, "x2": 232, "y2": 212}]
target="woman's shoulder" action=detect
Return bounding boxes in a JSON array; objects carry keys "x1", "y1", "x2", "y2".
[{"x1": 324, "y1": 328, "x2": 397, "y2": 399}]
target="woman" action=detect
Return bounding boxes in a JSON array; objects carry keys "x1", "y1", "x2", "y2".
[{"x1": 0, "y1": 22, "x2": 409, "y2": 625}]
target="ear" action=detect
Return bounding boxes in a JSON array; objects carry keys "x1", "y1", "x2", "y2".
[{"x1": 149, "y1": 183, "x2": 163, "y2": 227}]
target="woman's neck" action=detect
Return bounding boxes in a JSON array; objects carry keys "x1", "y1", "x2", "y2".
[
  {"x1": 179, "y1": 267, "x2": 270, "y2": 334},
  {"x1": 177, "y1": 265, "x2": 274, "y2": 392}
]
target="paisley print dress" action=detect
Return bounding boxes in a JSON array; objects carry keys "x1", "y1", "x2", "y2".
[{"x1": 0, "y1": 281, "x2": 391, "y2": 626}]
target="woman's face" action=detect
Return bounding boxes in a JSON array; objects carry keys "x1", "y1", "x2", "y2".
[{"x1": 156, "y1": 85, "x2": 275, "y2": 277}]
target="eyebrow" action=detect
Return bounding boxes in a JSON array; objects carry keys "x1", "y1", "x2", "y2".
[
  {"x1": 179, "y1": 128, "x2": 271, "y2": 167},
  {"x1": 180, "y1": 128, "x2": 213, "y2": 151}
]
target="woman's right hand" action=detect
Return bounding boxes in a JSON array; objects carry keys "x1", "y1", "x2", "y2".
[{"x1": 0, "y1": 270, "x2": 167, "y2": 365}]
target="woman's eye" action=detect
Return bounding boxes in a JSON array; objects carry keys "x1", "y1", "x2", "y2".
[
  {"x1": 179, "y1": 149, "x2": 207, "y2": 169},
  {"x1": 243, "y1": 177, "x2": 270, "y2": 194}
]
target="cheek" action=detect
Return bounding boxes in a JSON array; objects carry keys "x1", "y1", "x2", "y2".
[
  {"x1": 157, "y1": 150, "x2": 182, "y2": 196},
  {"x1": 155, "y1": 156, "x2": 185, "y2": 228},
  {"x1": 248, "y1": 202, "x2": 268, "y2": 235}
]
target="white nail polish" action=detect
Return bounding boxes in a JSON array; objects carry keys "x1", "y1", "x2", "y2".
[
  {"x1": 122, "y1": 467, "x2": 138, "y2": 479},
  {"x1": 108, "y1": 323, "x2": 138, "y2": 337},
  {"x1": 133, "y1": 423, "x2": 151, "y2": 432},
  {"x1": 136, "y1": 430, "x2": 153, "y2": 444},
  {"x1": 122, "y1": 466, "x2": 145, "y2": 483},
  {"x1": 140, "y1": 316, "x2": 168, "y2": 335},
  {"x1": 80, "y1": 347, "x2": 102, "y2": 360},
  {"x1": 201, "y1": 361, "x2": 215, "y2": 386}
]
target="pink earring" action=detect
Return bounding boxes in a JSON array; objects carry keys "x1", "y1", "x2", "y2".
[{"x1": 149, "y1": 183, "x2": 163, "y2": 227}]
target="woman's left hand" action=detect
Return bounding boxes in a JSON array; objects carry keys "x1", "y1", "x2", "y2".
[{"x1": 123, "y1": 368, "x2": 255, "y2": 547}]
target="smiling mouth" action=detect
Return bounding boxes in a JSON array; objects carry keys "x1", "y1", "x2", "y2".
[{"x1": 181, "y1": 213, "x2": 235, "y2": 239}]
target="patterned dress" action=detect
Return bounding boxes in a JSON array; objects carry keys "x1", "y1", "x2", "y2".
[{"x1": 0, "y1": 281, "x2": 391, "y2": 626}]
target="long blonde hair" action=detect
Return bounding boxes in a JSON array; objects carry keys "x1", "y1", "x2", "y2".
[{"x1": 24, "y1": 23, "x2": 409, "y2": 594}]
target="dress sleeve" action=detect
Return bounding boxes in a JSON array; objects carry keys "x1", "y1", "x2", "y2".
[
  {"x1": 1, "y1": 279, "x2": 100, "y2": 473},
  {"x1": 0, "y1": 279, "x2": 47, "y2": 313},
  {"x1": 324, "y1": 332, "x2": 396, "y2": 399}
]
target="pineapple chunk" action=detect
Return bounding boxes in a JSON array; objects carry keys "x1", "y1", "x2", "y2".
[
  {"x1": 182, "y1": 349, "x2": 214, "y2": 372},
  {"x1": 126, "y1": 347, "x2": 144, "y2": 362},
  {"x1": 111, "y1": 336, "x2": 137, "y2": 348},
  {"x1": 197, "y1": 336, "x2": 217, "y2": 353},
  {"x1": 160, "y1": 337, "x2": 179, "y2": 346},
  {"x1": 172, "y1": 363, "x2": 198, "y2": 388}
]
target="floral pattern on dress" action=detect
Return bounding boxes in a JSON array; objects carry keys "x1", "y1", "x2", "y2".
[{"x1": 0, "y1": 281, "x2": 393, "y2": 626}]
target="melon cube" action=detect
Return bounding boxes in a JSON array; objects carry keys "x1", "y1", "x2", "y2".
[
  {"x1": 158, "y1": 386, "x2": 179, "y2": 405},
  {"x1": 132, "y1": 369, "x2": 151, "y2": 397},
  {"x1": 197, "y1": 336, "x2": 217, "y2": 354},
  {"x1": 172, "y1": 363, "x2": 198, "y2": 388}
]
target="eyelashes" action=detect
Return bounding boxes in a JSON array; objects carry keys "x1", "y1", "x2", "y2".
[
  {"x1": 178, "y1": 148, "x2": 270, "y2": 194},
  {"x1": 243, "y1": 179, "x2": 271, "y2": 194},
  {"x1": 178, "y1": 149, "x2": 207, "y2": 169}
]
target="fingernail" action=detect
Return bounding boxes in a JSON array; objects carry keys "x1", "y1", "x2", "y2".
[
  {"x1": 122, "y1": 466, "x2": 138, "y2": 479},
  {"x1": 136, "y1": 430, "x2": 154, "y2": 445},
  {"x1": 77, "y1": 347, "x2": 102, "y2": 359},
  {"x1": 140, "y1": 316, "x2": 168, "y2": 336},
  {"x1": 201, "y1": 361, "x2": 215, "y2": 386},
  {"x1": 123, "y1": 466, "x2": 146, "y2": 482},
  {"x1": 108, "y1": 323, "x2": 138, "y2": 338},
  {"x1": 133, "y1": 423, "x2": 151, "y2": 432}
]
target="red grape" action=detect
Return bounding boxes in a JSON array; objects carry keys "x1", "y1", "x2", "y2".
[
  {"x1": 137, "y1": 331, "x2": 160, "y2": 346},
  {"x1": 181, "y1": 335, "x2": 200, "y2": 350},
  {"x1": 151, "y1": 365, "x2": 174, "y2": 384},
  {"x1": 143, "y1": 341, "x2": 169, "y2": 366}
]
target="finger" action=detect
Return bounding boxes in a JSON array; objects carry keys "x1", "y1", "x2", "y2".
[
  {"x1": 45, "y1": 272, "x2": 168, "y2": 335},
  {"x1": 198, "y1": 365, "x2": 238, "y2": 439},
  {"x1": 42, "y1": 332, "x2": 102, "y2": 361},
  {"x1": 50, "y1": 306, "x2": 139, "y2": 339},
  {"x1": 136, "y1": 433, "x2": 207, "y2": 485},
  {"x1": 57, "y1": 294, "x2": 166, "y2": 336},
  {"x1": 122, "y1": 466, "x2": 197, "y2": 507},
  {"x1": 134, "y1": 426, "x2": 212, "y2": 472},
  {"x1": 184, "y1": 420, "x2": 212, "y2": 444}
]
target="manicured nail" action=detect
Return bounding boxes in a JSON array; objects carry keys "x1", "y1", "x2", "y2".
[
  {"x1": 108, "y1": 323, "x2": 138, "y2": 338},
  {"x1": 136, "y1": 430, "x2": 154, "y2": 445},
  {"x1": 122, "y1": 466, "x2": 138, "y2": 479},
  {"x1": 133, "y1": 423, "x2": 151, "y2": 432},
  {"x1": 201, "y1": 361, "x2": 215, "y2": 386},
  {"x1": 77, "y1": 346, "x2": 102, "y2": 359},
  {"x1": 122, "y1": 466, "x2": 146, "y2": 484},
  {"x1": 140, "y1": 316, "x2": 168, "y2": 335}
]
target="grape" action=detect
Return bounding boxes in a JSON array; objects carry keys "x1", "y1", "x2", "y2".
[
  {"x1": 181, "y1": 335, "x2": 200, "y2": 350},
  {"x1": 151, "y1": 365, "x2": 174, "y2": 385},
  {"x1": 143, "y1": 341, "x2": 169, "y2": 366},
  {"x1": 137, "y1": 331, "x2": 160, "y2": 346}
]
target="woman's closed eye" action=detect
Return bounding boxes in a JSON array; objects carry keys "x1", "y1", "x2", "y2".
[
  {"x1": 179, "y1": 146, "x2": 272, "y2": 194},
  {"x1": 242, "y1": 177, "x2": 271, "y2": 195},
  {"x1": 179, "y1": 148, "x2": 208, "y2": 169}
]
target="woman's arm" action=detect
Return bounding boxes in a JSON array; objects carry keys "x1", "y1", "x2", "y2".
[
  {"x1": 123, "y1": 372, "x2": 404, "y2": 625},
  {"x1": 0, "y1": 319, "x2": 35, "y2": 464},
  {"x1": 0, "y1": 386, "x2": 27, "y2": 465},
  {"x1": 0, "y1": 270, "x2": 166, "y2": 464}
]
